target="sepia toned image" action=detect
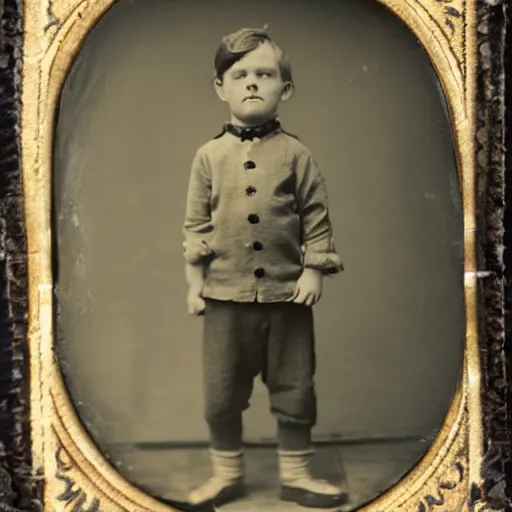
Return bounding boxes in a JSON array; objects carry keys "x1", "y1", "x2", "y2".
[
  {"x1": 50, "y1": 0, "x2": 466, "y2": 510},
  {"x1": 2, "y1": 0, "x2": 510, "y2": 510},
  {"x1": 2, "y1": 0, "x2": 510, "y2": 507}
]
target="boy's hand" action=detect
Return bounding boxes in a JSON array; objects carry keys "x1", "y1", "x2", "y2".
[
  {"x1": 185, "y1": 262, "x2": 206, "y2": 315},
  {"x1": 293, "y1": 268, "x2": 323, "y2": 307},
  {"x1": 187, "y1": 288, "x2": 206, "y2": 316}
]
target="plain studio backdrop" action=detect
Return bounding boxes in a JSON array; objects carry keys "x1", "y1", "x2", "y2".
[{"x1": 54, "y1": 0, "x2": 465, "y2": 448}]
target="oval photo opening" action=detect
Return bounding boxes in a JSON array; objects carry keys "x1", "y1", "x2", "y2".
[{"x1": 53, "y1": 0, "x2": 466, "y2": 510}]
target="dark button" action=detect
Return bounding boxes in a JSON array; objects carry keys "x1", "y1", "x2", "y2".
[
  {"x1": 244, "y1": 160, "x2": 256, "y2": 170},
  {"x1": 248, "y1": 214, "x2": 260, "y2": 224},
  {"x1": 246, "y1": 186, "x2": 257, "y2": 196},
  {"x1": 253, "y1": 241, "x2": 263, "y2": 251},
  {"x1": 254, "y1": 268, "x2": 265, "y2": 278}
]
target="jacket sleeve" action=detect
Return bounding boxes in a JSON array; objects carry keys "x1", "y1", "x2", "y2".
[
  {"x1": 182, "y1": 150, "x2": 214, "y2": 265},
  {"x1": 295, "y1": 150, "x2": 344, "y2": 275}
]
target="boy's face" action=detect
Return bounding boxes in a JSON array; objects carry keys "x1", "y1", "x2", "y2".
[{"x1": 214, "y1": 42, "x2": 293, "y2": 127}]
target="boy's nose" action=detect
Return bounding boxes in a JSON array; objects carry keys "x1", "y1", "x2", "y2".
[{"x1": 246, "y1": 82, "x2": 258, "y2": 91}]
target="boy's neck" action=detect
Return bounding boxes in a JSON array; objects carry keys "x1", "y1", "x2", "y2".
[{"x1": 229, "y1": 115, "x2": 277, "y2": 129}]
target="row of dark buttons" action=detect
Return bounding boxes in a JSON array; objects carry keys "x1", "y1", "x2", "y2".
[
  {"x1": 244, "y1": 161, "x2": 264, "y2": 278},
  {"x1": 244, "y1": 160, "x2": 257, "y2": 196},
  {"x1": 249, "y1": 217, "x2": 262, "y2": 275},
  {"x1": 245, "y1": 160, "x2": 257, "y2": 197}
]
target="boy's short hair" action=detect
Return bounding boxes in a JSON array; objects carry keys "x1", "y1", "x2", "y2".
[{"x1": 214, "y1": 27, "x2": 293, "y2": 84}]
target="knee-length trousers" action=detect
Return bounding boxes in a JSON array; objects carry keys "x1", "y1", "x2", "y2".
[{"x1": 202, "y1": 299, "x2": 317, "y2": 429}]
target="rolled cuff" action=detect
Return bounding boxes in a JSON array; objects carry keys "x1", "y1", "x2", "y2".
[
  {"x1": 304, "y1": 251, "x2": 344, "y2": 274},
  {"x1": 303, "y1": 238, "x2": 343, "y2": 274},
  {"x1": 183, "y1": 239, "x2": 213, "y2": 265}
]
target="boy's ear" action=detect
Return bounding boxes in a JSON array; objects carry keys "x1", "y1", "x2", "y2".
[
  {"x1": 280, "y1": 81, "x2": 294, "y2": 102},
  {"x1": 213, "y1": 77, "x2": 227, "y2": 102}
]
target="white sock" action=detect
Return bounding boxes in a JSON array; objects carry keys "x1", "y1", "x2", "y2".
[
  {"x1": 278, "y1": 449, "x2": 343, "y2": 496},
  {"x1": 187, "y1": 449, "x2": 244, "y2": 504}
]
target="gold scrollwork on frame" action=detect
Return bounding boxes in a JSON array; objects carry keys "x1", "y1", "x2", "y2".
[{"x1": 20, "y1": 0, "x2": 497, "y2": 510}]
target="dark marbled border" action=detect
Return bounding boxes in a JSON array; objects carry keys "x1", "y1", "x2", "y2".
[
  {"x1": 0, "y1": 0, "x2": 509, "y2": 510},
  {"x1": 502, "y1": 0, "x2": 512, "y2": 508},
  {"x1": 0, "y1": 0, "x2": 43, "y2": 510},
  {"x1": 474, "y1": 0, "x2": 510, "y2": 510}
]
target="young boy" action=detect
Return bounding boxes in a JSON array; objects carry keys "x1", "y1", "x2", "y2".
[{"x1": 182, "y1": 27, "x2": 346, "y2": 509}]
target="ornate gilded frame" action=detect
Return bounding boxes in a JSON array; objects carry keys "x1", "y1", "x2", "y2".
[{"x1": 0, "y1": 0, "x2": 508, "y2": 510}]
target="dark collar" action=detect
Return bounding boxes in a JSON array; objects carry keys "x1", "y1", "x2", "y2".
[{"x1": 220, "y1": 118, "x2": 281, "y2": 141}]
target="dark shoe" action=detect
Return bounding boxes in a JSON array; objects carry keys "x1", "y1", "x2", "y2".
[
  {"x1": 187, "y1": 478, "x2": 246, "y2": 508},
  {"x1": 280, "y1": 484, "x2": 349, "y2": 509}
]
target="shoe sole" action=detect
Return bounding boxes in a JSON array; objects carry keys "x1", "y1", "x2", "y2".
[
  {"x1": 280, "y1": 485, "x2": 349, "y2": 509},
  {"x1": 192, "y1": 483, "x2": 247, "y2": 508}
]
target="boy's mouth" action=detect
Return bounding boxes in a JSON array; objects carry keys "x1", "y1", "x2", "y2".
[{"x1": 244, "y1": 95, "x2": 263, "y2": 102}]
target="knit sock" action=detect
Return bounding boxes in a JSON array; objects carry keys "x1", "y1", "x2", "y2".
[
  {"x1": 187, "y1": 449, "x2": 245, "y2": 506},
  {"x1": 277, "y1": 421, "x2": 345, "y2": 497},
  {"x1": 278, "y1": 449, "x2": 345, "y2": 496}
]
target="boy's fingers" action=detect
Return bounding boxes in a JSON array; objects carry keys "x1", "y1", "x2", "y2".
[
  {"x1": 288, "y1": 286, "x2": 300, "y2": 302},
  {"x1": 294, "y1": 290, "x2": 307, "y2": 304},
  {"x1": 188, "y1": 297, "x2": 205, "y2": 315},
  {"x1": 305, "y1": 292, "x2": 315, "y2": 307},
  {"x1": 310, "y1": 292, "x2": 321, "y2": 306}
]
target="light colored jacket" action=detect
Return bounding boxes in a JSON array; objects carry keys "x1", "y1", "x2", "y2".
[{"x1": 182, "y1": 128, "x2": 343, "y2": 303}]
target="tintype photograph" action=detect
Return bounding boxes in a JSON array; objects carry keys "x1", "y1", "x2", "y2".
[
  {"x1": 52, "y1": 1, "x2": 464, "y2": 510},
  {"x1": 0, "y1": 0, "x2": 508, "y2": 511}
]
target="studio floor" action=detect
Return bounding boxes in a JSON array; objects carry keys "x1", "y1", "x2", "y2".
[{"x1": 106, "y1": 438, "x2": 427, "y2": 511}]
